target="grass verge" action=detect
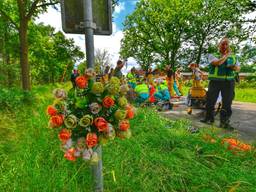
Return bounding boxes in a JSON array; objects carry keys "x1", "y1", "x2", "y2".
[{"x1": 0, "y1": 85, "x2": 255, "y2": 191}]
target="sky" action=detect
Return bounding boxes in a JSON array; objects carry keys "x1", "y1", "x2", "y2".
[{"x1": 36, "y1": 0, "x2": 139, "y2": 72}]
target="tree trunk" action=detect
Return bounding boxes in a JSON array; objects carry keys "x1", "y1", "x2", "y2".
[
  {"x1": 196, "y1": 35, "x2": 206, "y2": 64},
  {"x1": 19, "y1": 18, "x2": 30, "y2": 90},
  {"x1": 6, "y1": 54, "x2": 12, "y2": 87},
  {"x1": 196, "y1": 40, "x2": 204, "y2": 64}
]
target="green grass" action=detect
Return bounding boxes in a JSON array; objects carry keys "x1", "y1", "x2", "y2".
[
  {"x1": 0, "y1": 85, "x2": 256, "y2": 191},
  {"x1": 183, "y1": 84, "x2": 256, "y2": 103},
  {"x1": 234, "y1": 88, "x2": 256, "y2": 103}
]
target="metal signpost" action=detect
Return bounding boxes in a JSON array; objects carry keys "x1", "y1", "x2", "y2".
[{"x1": 60, "y1": 0, "x2": 112, "y2": 191}]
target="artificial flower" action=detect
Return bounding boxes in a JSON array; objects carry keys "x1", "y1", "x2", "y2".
[
  {"x1": 118, "y1": 96, "x2": 128, "y2": 108},
  {"x1": 89, "y1": 102, "x2": 102, "y2": 114},
  {"x1": 47, "y1": 105, "x2": 57, "y2": 116},
  {"x1": 120, "y1": 84, "x2": 129, "y2": 95},
  {"x1": 76, "y1": 76, "x2": 88, "y2": 89},
  {"x1": 50, "y1": 114, "x2": 64, "y2": 128},
  {"x1": 108, "y1": 84, "x2": 120, "y2": 95},
  {"x1": 76, "y1": 137, "x2": 87, "y2": 151},
  {"x1": 82, "y1": 148, "x2": 93, "y2": 160},
  {"x1": 53, "y1": 88, "x2": 67, "y2": 100},
  {"x1": 64, "y1": 148, "x2": 76, "y2": 161},
  {"x1": 114, "y1": 110, "x2": 127, "y2": 120},
  {"x1": 86, "y1": 133, "x2": 98, "y2": 148},
  {"x1": 126, "y1": 105, "x2": 135, "y2": 119},
  {"x1": 109, "y1": 77, "x2": 120, "y2": 85},
  {"x1": 79, "y1": 115, "x2": 93, "y2": 127},
  {"x1": 91, "y1": 82, "x2": 104, "y2": 94},
  {"x1": 58, "y1": 129, "x2": 71, "y2": 143},
  {"x1": 119, "y1": 120, "x2": 130, "y2": 131},
  {"x1": 61, "y1": 138, "x2": 73, "y2": 151},
  {"x1": 85, "y1": 68, "x2": 96, "y2": 79},
  {"x1": 102, "y1": 96, "x2": 115, "y2": 108},
  {"x1": 106, "y1": 123, "x2": 115, "y2": 140},
  {"x1": 94, "y1": 117, "x2": 109, "y2": 132},
  {"x1": 64, "y1": 115, "x2": 78, "y2": 129},
  {"x1": 117, "y1": 129, "x2": 132, "y2": 139}
]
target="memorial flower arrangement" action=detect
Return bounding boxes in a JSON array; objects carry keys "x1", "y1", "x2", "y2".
[{"x1": 47, "y1": 69, "x2": 135, "y2": 162}]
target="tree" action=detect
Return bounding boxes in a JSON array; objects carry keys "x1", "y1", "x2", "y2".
[
  {"x1": 28, "y1": 23, "x2": 84, "y2": 84},
  {"x1": 121, "y1": 0, "x2": 198, "y2": 70},
  {"x1": 94, "y1": 49, "x2": 112, "y2": 74},
  {"x1": 0, "y1": 0, "x2": 58, "y2": 91}
]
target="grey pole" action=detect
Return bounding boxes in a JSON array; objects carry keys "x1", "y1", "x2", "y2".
[
  {"x1": 84, "y1": 0, "x2": 95, "y2": 69},
  {"x1": 92, "y1": 146, "x2": 103, "y2": 192},
  {"x1": 83, "y1": 1, "x2": 103, "y2": 191}
]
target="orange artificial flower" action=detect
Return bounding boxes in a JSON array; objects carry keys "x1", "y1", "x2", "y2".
[
  {"x1": 119, "y1": 120, "x2": 130, "y2": 131},
  {"x1": 94, "y1": 117, "x2": 109, "y2": 132},
  {"x1": 64, "y1": 148, "x2": 76, "y2": 161},
  {"x1": 222, "y1": 138, "x2": 252, "y2": 152},
  {"x1": 86, "y1": 133, "x2": 98, "y2": 148},
  {"x1": 126, "y1": 105, "x2": 135, "y2": 119},
  {"x1": 50, "y1": 114, "x2": 64, "y2": 128},
  {"x1": 58, "y1": 129, "x2": 71, "y2": 143},
  {"x1": 47, "y1": 105, "x2": 57, "y2": 116},
  {"x1": 75, "y1": 76, "x2": 88, "y2": 89},
  {"x1": 103, "y1": 96, "x2": 115, "y2": 108}
]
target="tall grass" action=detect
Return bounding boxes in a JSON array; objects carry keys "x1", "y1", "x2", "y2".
[{"x1": 0, "y1": 85, "x2": 256, "y2": 191}]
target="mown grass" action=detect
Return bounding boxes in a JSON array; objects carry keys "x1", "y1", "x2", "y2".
[
  {"x1": 183, "y1": 83, "x2": 256, "y2": 103},
  {"x1": 234, "y1": 88, "x2": 256, "y2": 103},
  {"x1": 0, "y1": 84, "x2": 256, "y2": 191}
]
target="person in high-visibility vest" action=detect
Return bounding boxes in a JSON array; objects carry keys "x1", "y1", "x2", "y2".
[
  {"x1": 154, "y1": 78, "x2": 171, "y2": 101},
  {"x1": 165, "y1": 65, "x2": 175, "y2": 97},
  {"x1": 201, "y1": 37, "x2": 240, "y2": 130},
  {"x1": 126, "y1": 67, "x2": 137, "y2": 89},
  {"x1": 175, "y1": 68, "x2": 183, "y2": 95},
  {"x1": 189, "y1": 63, "x2": 204, "y2": 88},
  {"x1": 134, "y1": 79, "x2": 149, "y2": 104}
]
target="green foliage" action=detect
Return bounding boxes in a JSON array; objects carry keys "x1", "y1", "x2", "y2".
[
  {"x1": 235, "y1": 88, "x2": 256, "y2": 103},
  {"x1": 0, "y1": 85, "x2": 256, "y2": 191},
  {"x1": 0, "y1": 87, "x2": 34, "y2": 110},
  {"x1": 120, "y1": 0, "x2": 256, "y2": 69}
]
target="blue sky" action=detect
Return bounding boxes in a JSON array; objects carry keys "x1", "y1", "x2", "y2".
[
  {"x1": 113, "y1": 0, "x2": 138, "y2": 30},
  {"x1": 36, "y1": 0, "x2": 139, "y2": 71}
]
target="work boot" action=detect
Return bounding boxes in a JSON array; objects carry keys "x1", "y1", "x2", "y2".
[
  {"x1": 219, "y1": 120, "x2": 234, "y2": 130},
  {"x1": 200, "y1": 118, "x2": 214, "y2": 125}
]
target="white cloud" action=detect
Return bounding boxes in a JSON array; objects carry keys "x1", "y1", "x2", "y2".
[
  {"x1": 114, "y1": 2, "x2": 125, "y2": 14},
  {"x1": 35, "y1": 6, "x2": 134, "y2": 68}
]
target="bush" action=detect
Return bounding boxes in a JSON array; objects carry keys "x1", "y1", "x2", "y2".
[{"x1": 0, "y1": 87, "x2": 35, "y2": 110}]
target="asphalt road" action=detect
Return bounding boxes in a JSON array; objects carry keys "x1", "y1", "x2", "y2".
[{"x1": 161, "y1": 101, "x2": 256, "y2": 142}]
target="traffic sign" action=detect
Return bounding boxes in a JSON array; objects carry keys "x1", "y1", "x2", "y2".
[{"x1": 60, "y1": 0, "x2": 112, "y2": 35}]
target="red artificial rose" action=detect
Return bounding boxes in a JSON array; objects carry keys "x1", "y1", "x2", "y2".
[
  {"x1": 75, "y1": 76, "x2": 88, "y2": 89},
  {"x1": 50, "y1": 114, "x2": 64, "y2": 128},
  {"x1": 64, "y1": 148, "x2": 76, "y2": 161},
  {"x1": 58, "y1": 129, "x2": 71, "y2": 143},
  {"x1": 47, "y1": 105, "x2": 57, "y2": 116},
  {"x1": 86, "y1": 133, "x2": 98, "y2": 148},
  {"x1": 102, "y1": 96, "x2": 115, "y2": 108},
  {"x1": 119, "y1": 120, "x2": 130, "y2": 131},
  {"x1": 126, "y1": 105, "x2": 135, "y2": 119},
  {"x1": 94, "y1": 117, "x2": 109, "y2": 132}
]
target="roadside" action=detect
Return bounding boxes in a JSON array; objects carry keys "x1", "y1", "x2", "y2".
[{"x1": 160, "y1": 101, "x2": 256, "y2": 142}]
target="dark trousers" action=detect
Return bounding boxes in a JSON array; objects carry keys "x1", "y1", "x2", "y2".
[{"x1": 205, "y1": 80, "x2": 235, "y2": 123}]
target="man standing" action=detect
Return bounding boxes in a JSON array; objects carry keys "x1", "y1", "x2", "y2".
[
  {"x1": 201, "y1": 38, "x2": 240, "y2": 129},
  {"x1": 113, "y1": 60, "x2": 125, "y2": 78}
]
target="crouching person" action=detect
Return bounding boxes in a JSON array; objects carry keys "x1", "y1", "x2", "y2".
[
  {"x1": 134, "y1": 79, "x2": 149, "y2": 104},
  {"x1": 154, "y1": 79, "x2": 171, "y2": 102}
]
